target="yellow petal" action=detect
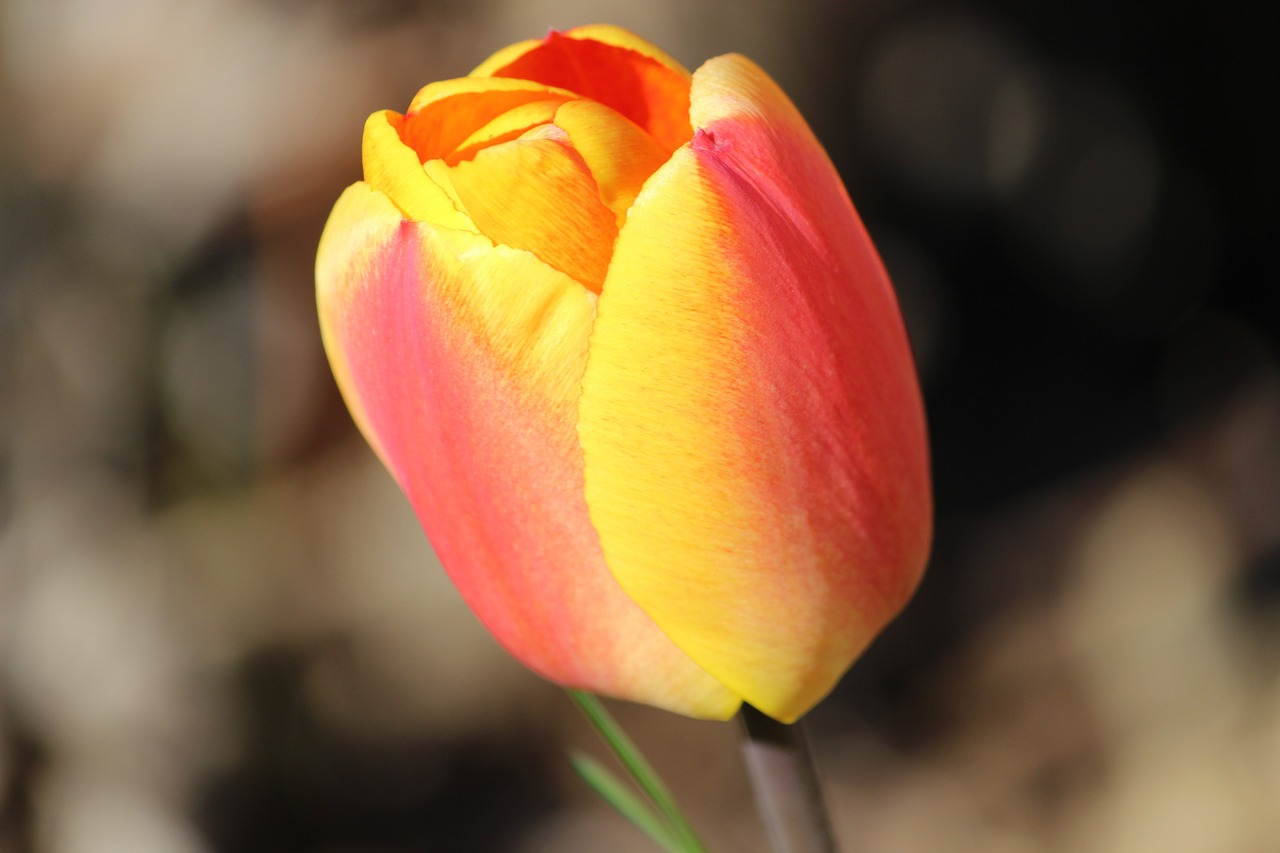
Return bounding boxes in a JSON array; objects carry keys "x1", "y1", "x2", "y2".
[
  {"x1": 552, "y1": 99, "x2": 670, "y2": 224},
  {"x1": 440, "y1": 133, "x2": 618, "y2": 292},
  {"x1": 361, "y1": 111, "x2": 475, "y2": 230},
  {"x1": 578, "y1": 55, "x2": 931, "y2": 722}
]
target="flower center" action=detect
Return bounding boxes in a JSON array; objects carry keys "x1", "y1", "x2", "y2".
[{"x1": 393, "y1": 91, "x2": 675, "y2": 293}]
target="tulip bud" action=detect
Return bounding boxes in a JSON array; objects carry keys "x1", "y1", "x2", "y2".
[{"x1": 316, "y1": 25, "x2": 931, "y2": 722}]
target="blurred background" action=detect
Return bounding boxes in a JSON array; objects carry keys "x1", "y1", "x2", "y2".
[{"x1": 1, "y1": 0, "x2": 1276, "y2": 851}]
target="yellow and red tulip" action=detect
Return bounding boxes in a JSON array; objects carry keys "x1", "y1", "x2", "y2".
[{"x1": 316, "y1": 25, "x2": 931, "y2": 723}]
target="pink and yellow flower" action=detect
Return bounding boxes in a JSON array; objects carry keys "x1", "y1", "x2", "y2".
[{"x1": 316, "y1": 25, "x2": 931, "y2": 723}]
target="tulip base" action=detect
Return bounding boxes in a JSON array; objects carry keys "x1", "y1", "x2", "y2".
[
  {"x1": 567, "y1": 690, "x2": 839, "y2": 852},
  {"x1": 740, "y1": 705, "x2": 838, "y2": 853}
]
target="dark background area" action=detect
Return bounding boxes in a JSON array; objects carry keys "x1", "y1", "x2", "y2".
[{"x1": 2, "y1": 0, "x2": 1277, "y2": 851}]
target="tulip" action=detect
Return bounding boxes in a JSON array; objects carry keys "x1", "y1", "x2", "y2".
[{"x1": 316, "y1": 25, "x2": 931, "y2": 723}]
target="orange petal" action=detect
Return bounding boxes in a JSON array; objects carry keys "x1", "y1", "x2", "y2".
[
  {"x1": 473, "y1": 30, "x2": 693, "y2": 154},
  {"x1": 578, "y1": 55, "x2": 931, "y2": 722},
  {"x1": 399, "y1": 77, "x2": 575, "y2": 162},
  {"x1": 559, "y1": 24, "x2": 690, "y2": 76},
  {"x1": 439, "y1": 132, "x2": 618, "y2": 291},
  {"x1": 317, "y1": 183, "x2": 740, "y2": 719},
  {"x1": 447, "y1": 98, "x2": 564, "y2": 162},
  {"x1": 472, "y1": 25, "x2": 690, "y2": 79}
]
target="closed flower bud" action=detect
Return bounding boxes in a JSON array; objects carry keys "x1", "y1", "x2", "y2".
[{"x1": 317, "y1": 25, "x2": 931, "y2": 722}]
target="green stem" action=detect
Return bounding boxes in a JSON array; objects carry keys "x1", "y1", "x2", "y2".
[
  {"x1": 568, "y1": 752, "x2": 688, "y2": 853},
  {"x1": 567, "y1": 690, "x2": 709, "y2": 853}
]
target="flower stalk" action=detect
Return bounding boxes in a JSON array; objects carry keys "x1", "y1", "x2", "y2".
[{"x1": 740, "y1": 705, "x2": 838, "y2": 853}]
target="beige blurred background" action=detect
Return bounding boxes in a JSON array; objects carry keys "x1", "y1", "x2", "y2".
[{"x1": 1, "y1": 0, "x2": 1276, "y2": 851}]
